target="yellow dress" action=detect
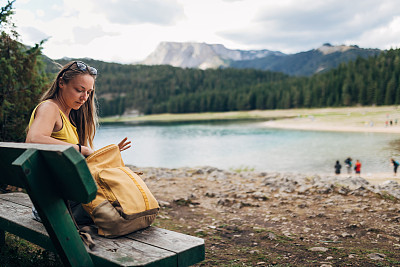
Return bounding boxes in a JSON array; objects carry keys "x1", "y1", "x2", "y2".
[{"x1": 28, "y1": 100, "x2": 79, "y2": 144}]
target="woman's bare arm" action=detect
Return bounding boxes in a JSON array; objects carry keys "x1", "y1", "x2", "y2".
[{"x1": 26, "y1": 102, "x2": 93, "y2": 156}]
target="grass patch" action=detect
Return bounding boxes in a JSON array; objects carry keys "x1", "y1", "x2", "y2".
[
  {"x1": 0, "y1": 233, "x2": 61, "y2": 267},
  {"x1": 229, "y1": 166, "x2": 255, "y2": 173}
]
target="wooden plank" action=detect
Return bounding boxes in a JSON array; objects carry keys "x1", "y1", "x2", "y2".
[
  {"x1": 0, "y1": 196, "x2": 178, "y2": 266},
  {"x1": 0, "y1": 192, "x2": 33, "y2": 207},
  {"x1": 12, "y1": 149, "x2": 94, "y2": 267},
  {"x1": 88, "y1": 232, "x2": 177, "y2": 266},
  {"x1": 0, "y1": 142, "x2": 72, "y2": 151},
  {"x1": 127, "y1": 227, "x2": 205, "y2": 266},
  {"x1": 0, "y1": 199, "x2": 56, "y2": 251}
]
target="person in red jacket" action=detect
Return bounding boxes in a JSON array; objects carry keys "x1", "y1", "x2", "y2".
[{"x1": 354, "y1": 160, "x2": 362, "y2": 176}]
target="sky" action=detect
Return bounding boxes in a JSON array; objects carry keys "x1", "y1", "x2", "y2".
[{"x1": 9, "y1": 0, "x2": 400, "y2": 64}]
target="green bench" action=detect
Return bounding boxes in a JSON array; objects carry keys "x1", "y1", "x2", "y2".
[{"x1": 0, "y1": 142, "x2": 205, "y2": 266}]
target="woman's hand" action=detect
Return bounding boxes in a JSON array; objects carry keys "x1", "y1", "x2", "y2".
[
  {"x1": 118, "y1": 137, "x2": 131, "y2": 152},
  {"x1": 80, "y1": 145, "x2": 94, "y2": 157}
]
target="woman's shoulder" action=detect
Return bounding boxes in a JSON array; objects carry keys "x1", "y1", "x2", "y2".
[{"x1": 35, "y1": 100, "x2": 60, "y2": 117}]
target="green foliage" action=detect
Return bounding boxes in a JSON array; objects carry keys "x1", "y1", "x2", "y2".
[
  {"x1": 0, "y1": 232, "x2": 62, "y2": 266},
  {"x1": 0, "y1": 1, "x2": 49, "y2": 142}
]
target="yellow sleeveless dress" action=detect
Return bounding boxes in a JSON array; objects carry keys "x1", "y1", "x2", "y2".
[{"x1": 28, "y1": 100, "x2": 79, "y2": 144}]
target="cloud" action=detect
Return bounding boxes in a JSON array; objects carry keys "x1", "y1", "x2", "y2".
[
  {"x1": 94, "y1": 0, "x2": 184, "y2": 25},
  {"x1": 19, "y1": 26, "x2": 50, "y2": 44},
  {"x1": 218, "y1": 0, "x2": 400, "y2": 52},
  {"x1": 72, "y1": 25, "x2": 118, "y2": 45}
]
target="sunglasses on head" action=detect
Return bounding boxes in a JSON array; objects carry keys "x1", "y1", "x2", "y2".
[{"x1": 59, "y1": 61, "x2": 97, "y2": 77}]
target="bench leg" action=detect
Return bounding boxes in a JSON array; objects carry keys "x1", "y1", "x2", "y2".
[{"x1": 0, "y1": 229, "x2": 5, "y2": 248}]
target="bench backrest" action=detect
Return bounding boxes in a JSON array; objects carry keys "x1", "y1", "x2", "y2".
[
  {"x1": 0, "y1": 142, "x2": 98, "y2": 266},
  {"x1": 0, "y1": 142, "x2": 97, "y2": 203}
]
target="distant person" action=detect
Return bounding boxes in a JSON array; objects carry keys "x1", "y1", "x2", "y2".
[
  {"x1": 391, "y1": 158, "x2": 399, "y2": 176},
  {"x1": 334, "y1": 160, "x2": 342, "y2": 175},
  {"x1": 344, "y1": 157, "x2": 352, "y2": 174},
  {"x1": 354, "y1": 160, "x2": 362, "y2": 176}
]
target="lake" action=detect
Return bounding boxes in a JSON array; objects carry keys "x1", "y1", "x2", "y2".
[{"x1": 94, "y1": 121, "x2": 400, "y2": 174}]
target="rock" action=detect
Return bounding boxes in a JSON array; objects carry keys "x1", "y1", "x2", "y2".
[
  {"x1": 252, "y1": 192, "x2": 269, "y2": 201},
  {"x1": 217, "y1": 198, "x2": 236, "y2": 207},
  {"x1": 158, "y1": 200, "x2": 171, "y2": 207},
  {"x1": 264, "y1": 232, "x2": 276, "y2": 240},
  {"x1": 341, "y1": 232, "x2": 353, "y2": 238},
  {"x1": 367, "y1": 253, "x2": 385, "y2": 260},
  {"x1": 309, "y1": 247, "x2": 329, "y2": 252},
  {"x1": 205, "y1": 191, "x2": 216, "y2": 197},
  {"x1": 232, "y1": 202, "x2": 243, "y2": 209}
]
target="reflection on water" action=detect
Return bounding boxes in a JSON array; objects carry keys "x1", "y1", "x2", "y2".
[{"x1": 94, "y1": 121, "x2": 400, "y2": 174}]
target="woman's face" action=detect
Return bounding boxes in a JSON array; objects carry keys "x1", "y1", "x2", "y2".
[{"x1": 59, "y1": 74, "x2": 95, "y2": 110}]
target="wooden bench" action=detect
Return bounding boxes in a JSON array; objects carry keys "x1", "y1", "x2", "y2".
[{"x1": 0, "y1": 142, "x2": 205, "y2": 266}]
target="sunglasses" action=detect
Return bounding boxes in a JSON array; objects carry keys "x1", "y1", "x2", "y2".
[{"x1": 59, "y1": 61, "x2": 98, "y2": 77}]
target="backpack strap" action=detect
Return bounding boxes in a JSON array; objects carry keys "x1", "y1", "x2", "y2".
[{"x1": 65, "y1": 200, "x2": 95, "y2": 250}]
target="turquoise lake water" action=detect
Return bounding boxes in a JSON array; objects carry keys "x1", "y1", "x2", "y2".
[{"x1": 94, "y1": 121, "x2": 400, "y2": 174}]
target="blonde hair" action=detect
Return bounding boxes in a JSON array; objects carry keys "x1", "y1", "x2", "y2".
[{"x1": 40, "y1": 61, "x2": 98, "y2": 148}]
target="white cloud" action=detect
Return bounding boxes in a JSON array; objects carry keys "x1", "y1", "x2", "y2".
[
  {"x1": 10, "y1": 0, "x2": 400, "y2": 62},
  {"x1": 94, "y1": 0, "x2": 184, "y2": 25}
]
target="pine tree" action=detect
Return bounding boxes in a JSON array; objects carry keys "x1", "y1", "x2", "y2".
[{"x1": 0, "y1": 0, "x2": 48, "y2": 141}]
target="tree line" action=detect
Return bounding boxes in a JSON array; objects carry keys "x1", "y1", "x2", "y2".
[{"x1": 64, "y1": 49, "x2": 400, "y2": 117}]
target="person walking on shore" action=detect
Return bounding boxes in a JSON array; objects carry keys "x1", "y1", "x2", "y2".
[
  {"x1": 354, "y1": 160, "x2": 362, "y2": 176},
  {"x1": 344, "y1": 157, "x2": 352, "y2": 174},
  {"x1": 391, "y1": 158, "x2": 399, "y2": 176},
  {"x1": 334, "y1": 160, "x2": 342, "y2": 175}
]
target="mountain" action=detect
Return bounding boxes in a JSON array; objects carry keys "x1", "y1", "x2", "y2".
[
  {"x1": 141, "y1": 42, "x2": 284, "y2": 69},
  {"x1": 142, "y1": 42, "x2": 381, "y2": 76},
  {"x1": 231, "y1": 43, "x2": 381, "y2": 76}
]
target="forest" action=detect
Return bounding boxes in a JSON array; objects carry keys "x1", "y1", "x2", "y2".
[{"x1": 52, "y1": 48, "x2": 400, "y2": 117}]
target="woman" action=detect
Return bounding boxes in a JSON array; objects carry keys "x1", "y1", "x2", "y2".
[
  {"x1": 26, "y1": 61, "x2": 131, "y2": 223},
  {"x1": 26, "y1": 60, "x2": 131, "y2": 155}
]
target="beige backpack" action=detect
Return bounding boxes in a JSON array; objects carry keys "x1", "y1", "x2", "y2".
[{"x1": 83, "y1": 144, "x2": 159, "y2": 237}]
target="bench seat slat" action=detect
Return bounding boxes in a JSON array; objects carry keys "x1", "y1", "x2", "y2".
[
  {"x1": 0, "y1": 193, "x2": 178, "y2": 266},
  {"x1": 0, "y1": 193, "x2": 33, "y2": 207},
  {"x1": 126, "y1": 228, "x2": 205, "y2": 266}
]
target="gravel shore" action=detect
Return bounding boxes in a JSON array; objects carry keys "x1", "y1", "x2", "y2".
[{"x1": 132, "y1": 165, "x2": 400, "y2": 266}]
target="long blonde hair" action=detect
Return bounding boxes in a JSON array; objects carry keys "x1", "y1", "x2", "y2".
[{"x1": 40, "y1": 61, "x2": 98, "y2": 148}]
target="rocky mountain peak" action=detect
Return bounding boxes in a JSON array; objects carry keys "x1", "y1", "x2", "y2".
[
  {"x1": 317, "y1": 43, "x2": 355, "y2": 55},
  {"x1": 142, "y1": 42, "x2": 284, "y2": 69}
]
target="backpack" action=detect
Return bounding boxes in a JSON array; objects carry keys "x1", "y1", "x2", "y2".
[{"x1": 83, "y1": 144, "x2": 159, "y2": 237}]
